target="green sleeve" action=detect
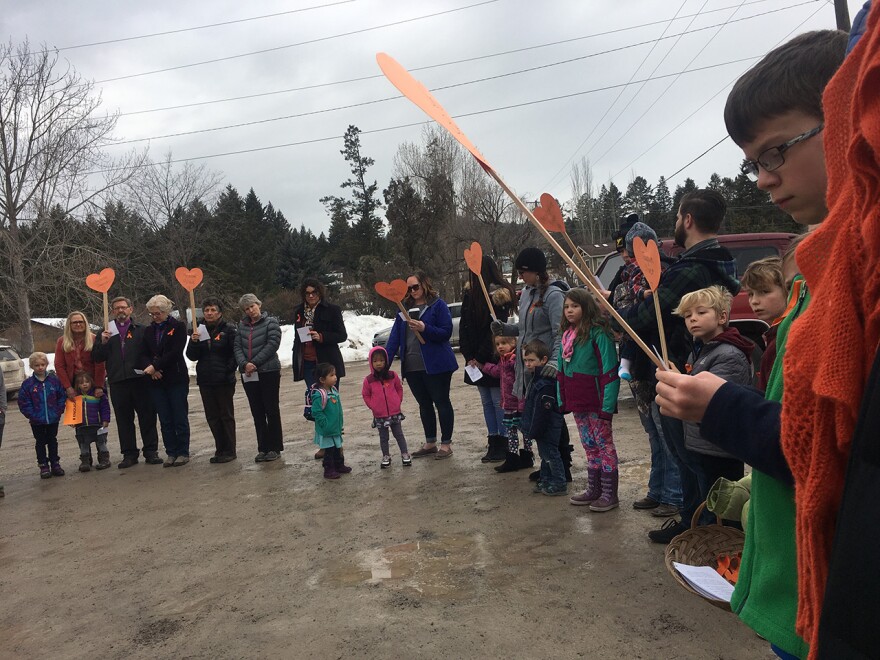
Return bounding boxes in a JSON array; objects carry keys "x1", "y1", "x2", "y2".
[{"x1": 595, "y1": 329, "x2": 621, "y2": 415}]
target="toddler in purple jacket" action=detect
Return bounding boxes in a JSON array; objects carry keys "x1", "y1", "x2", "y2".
[
  {"x1": 72, "y1": 371, "x2": 112, "y2": 472},
  {"x1": 362, "y1": 347, "x2": 411, "y2": 468}
]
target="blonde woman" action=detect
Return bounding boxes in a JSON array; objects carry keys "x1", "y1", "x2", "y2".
[{"x1": 55, "y1": 311, "x2": 106, "y2": 399}]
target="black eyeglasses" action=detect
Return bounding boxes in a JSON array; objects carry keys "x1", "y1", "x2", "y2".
[
  {"x1": 70, "y1": 320, "x2": 86, "y2": 325},
  {"x1": 304, "y1": 290, "x2": 319, "y2": 297},
  {"x1": 407, "y1": 284, "x2": 421, "y2": 292},
  {"x1": 741, "y1": 124, "x2": 823, "y2": 182}
]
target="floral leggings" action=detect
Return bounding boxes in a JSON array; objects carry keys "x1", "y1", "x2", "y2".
[
  {"x1": 503, "y1": 412, "x2": 532, "y2": 453},
  {"x1": 574, "y1": 412, "x2": 617, "y2": 472}
]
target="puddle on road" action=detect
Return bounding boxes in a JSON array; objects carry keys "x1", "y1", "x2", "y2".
[{"x1": 321, "y1": 534, "x2": 489, "y2": 599}]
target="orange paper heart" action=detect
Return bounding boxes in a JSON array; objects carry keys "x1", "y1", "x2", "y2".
[
  {"x1": 537, "y1": 193, "x2": 566, "y2": 233},
  {"x1": 631, "y1": 237, "x2": 662, "y2": 291},
  {"x1": 464, "y1": 242, "x2": 483, "y2": 275},
  {"x1": 377, "y1": 53, "x2": 493, "y2": 173},
  {"x1": 85, "y1": 268, "x2": 115, "y2": 293},
  {"x1": 374, "y1": 279, "x2": 409, "y2": 303},
  {"x1": 175, "y1": 267, "x2": 204, "y2": 291}
]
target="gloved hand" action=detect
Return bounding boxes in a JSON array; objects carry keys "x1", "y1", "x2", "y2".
[
  {"x1": 490, "y1": 320, "x2": 504, "y2": 336},
  {"x1": 541, "y1": 363, "x2": 558, "y2": 378}
]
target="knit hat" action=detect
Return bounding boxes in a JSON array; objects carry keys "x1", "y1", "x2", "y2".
[
  {"x1": 514, "y1": 247, "x2": 547, "y2": 273},
  {"x1": 625, "y1": 221, "x2": 658, "y2": 255}
]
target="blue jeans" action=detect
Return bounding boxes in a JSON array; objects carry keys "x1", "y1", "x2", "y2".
[
  {"x1": 658, "y1": 412, "x2": 704, "y2": 525},
  {"x1": 477, "y1": 386, "x2": 505, "y2": 437},
  {"x1": 646, "y1": 403, "x2": 683, "y2": 507},
  {"x1": 150, "y1": 383, "x2": 191, "y2": 457},
  {"x1": 535, "y1": 415, "x2": 564, "y2": 487}
]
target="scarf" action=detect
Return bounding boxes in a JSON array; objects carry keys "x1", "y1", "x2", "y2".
[
  {"x1": 781, "y1": 9, "x2": 880, "y2": 652},
  {"x1": 561, "y1": 327, "x2": 577, "y2": 361}
]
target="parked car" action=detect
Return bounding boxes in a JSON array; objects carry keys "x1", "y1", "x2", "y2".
[
  {"x1": 594, "y1": 232, "x2": 797, "y2": 348},
  {"x1": 1, "y1": 344, "x2": 26, "y2": 398},
  {"x1": 372, "y1": 302, "x2": 462, "y2": 349}
]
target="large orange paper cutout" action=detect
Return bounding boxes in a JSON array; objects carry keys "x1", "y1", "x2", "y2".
[
  {"x1": 175, "y1": 267, "x2": 204, "y2": 291},
  {"x1": 374, "y1": 280, "x2": 409, "y2": 303},
  {"x1": 85, "y1": 268, "x2": 115, "y2": 293},
  {"x1": 632, "y1": 237, "x2": 662, "y2": 291},
  {"x1": 377, "y1": 53, "x2": 493, "y2": 173},
  {"x1": 464, "y1": 242, "x2": 483, "y2": 275},
  {"x1": 63, "y1": 397, "x2": 83, "y2": 426},
  {"x1": 537, "y1": 193, "x2": 566, "y2": 233}
]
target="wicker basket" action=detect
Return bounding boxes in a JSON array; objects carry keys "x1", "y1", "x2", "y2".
[{"x1": 664, "y1": 501, "x2": 746, "y2": 611}]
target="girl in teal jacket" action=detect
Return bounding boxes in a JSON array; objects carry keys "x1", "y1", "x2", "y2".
[
  {"x1": 312, "y1": 363, "x2": 351, "y2": 479},
  {"x1": 557, "y1": 289, "x2": 621, "y2": 512}
]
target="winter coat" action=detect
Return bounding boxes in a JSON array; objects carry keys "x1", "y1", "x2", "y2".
[
  {"x1": 519, "y1": 372, "x2": 562, "y2": 441},
  {"x1": 385, "y1": 296, "x2": 458, "y2": 376},
  {"x1": 92, "y1": 319, "x2": 152, "y2": 384},
  {"x1": 233, "y1": 312, "x2": 282, "y2": 373},
  {"x1": 19, "y1": 373, "x2": 67, "y2": 425},
  {"x1": 481, "y1": 351, "x2": 520, "y2": 412},
  {"x1": 54, "y1": 335, "x2": 106, "y2": 390},
  {"x1": 77, "y1": 389, "x2": 111, "y2": 426},
  {"x1": 142, "y1": 316, "x2": 189, "y2": 387},
  {"x1": 362, "y1": 346, "x2": 404, "y2": 418},
  {"x1": 291, "y1": 300, "x2": 348, "y2": 380},
  {"x1": 185, "y1": 319, "x2": 237, "y2": 386},
  {"x1": 620, "y1": 238, "x2": 740, "y2": 377},
  {"x1": 0, "y1": 368, "x2": 6, "y2": 414},
  {"x1": 496, "y1": 281, "x2": 567, "y2": 398},
  {"x1": 684, "y1": 327, "x2": 754, "y2": 458},
  {"x1": 459, "y1": 286, "x2": 512, "y2": 388},
  {"x1": 312, "y1": 386, "x2": 343, "y2": 438},
  {"x1": 557, "y1": 327, "x2": 620, "y2": 418}
]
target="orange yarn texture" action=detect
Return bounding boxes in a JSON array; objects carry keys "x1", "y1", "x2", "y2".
[{"x1": 782, "y1": 7, "x2": 880, "y2": 654}]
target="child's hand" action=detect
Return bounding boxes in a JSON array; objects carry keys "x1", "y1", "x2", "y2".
[
  {"x1": 102, "y1": 421, "x2": 109, "y2": 428},
  {"x1": 66, "y1": 387, "x2": 76, "y2": 398},
  {"x1": 94, "y1": 388, "x2": 104, "y2": 398}
]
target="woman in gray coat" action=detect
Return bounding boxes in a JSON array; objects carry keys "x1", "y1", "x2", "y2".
[{"x1": 233, "y1": 293, "x2": 284, "y2": 462}]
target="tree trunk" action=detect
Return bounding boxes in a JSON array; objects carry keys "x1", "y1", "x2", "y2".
[{"x1": 9, "y1": 222, "x2": 34, "y2": 353}]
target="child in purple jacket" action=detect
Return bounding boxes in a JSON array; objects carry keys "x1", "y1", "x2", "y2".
[
  {"x1": 480, "y1": 335, "x2": 532, "y2": 472},
  {"x1": 362, "y1": 347, "x2": 411, "y2": 468},
  {"x1": 72, "y1": 371, "x2": 112, "y2": 472},
  {"x1": 19, "y1": 352, "x2": 67, "y2": 479}
]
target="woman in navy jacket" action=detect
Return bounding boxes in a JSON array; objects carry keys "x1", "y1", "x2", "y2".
[{"x1": 386, "y1": 272, "x2": 458, "y2": 459}]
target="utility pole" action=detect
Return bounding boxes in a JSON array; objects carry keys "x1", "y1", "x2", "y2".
[{"x1": 834, "y1": 0, "x2": 851, "y2": 32}]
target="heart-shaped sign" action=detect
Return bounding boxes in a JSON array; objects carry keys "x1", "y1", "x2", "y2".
[
  {"x1": 538, "y1": 193, "x2": 567, "y2": 233},
  {"x1": 464, "y1": 242, "x2": 483, "y2": 275},
  {"x1": 377, "y1": 53, "x2": 494, "y2": 174},
  {"x1": 85, "y1": 268, "x2": 115, "y2": 293},
  {"x1": 175, "y1": 267, "x2": 204, "y2": 291},
  {"x1": 374, "y1": 279, "x2": 409, "y2": 303},
  {"x1": 631, "y1": 237, "x2": 662, "y2": 291}
]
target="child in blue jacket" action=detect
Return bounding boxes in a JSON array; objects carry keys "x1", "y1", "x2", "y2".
[{"x1": 19, "y1": 352, "x2": 67, "y2": 478}]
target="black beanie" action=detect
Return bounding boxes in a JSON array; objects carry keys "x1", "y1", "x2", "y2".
[{"x1": 515, "y1": 247, "x2": 547, "y2": 273}]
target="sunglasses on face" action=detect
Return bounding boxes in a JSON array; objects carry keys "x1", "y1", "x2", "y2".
[{"x1": 407, "y1": 284, "x2": 421, "y2": 292}]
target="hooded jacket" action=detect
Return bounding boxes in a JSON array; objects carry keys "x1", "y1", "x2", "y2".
[
  {"x1": 459, "y1": 286, "x2": 512, "y2": 388},
  {"x1": 185, "y1": 319, "x2": 237, "y2": 386},
  {"x1": 684, "y1": 327, "x2": 754, "y2": 457},
  {"x1": 480, "y1": 349, "x2": 520, "y2": 412},
  {"x1": 77, "y1": 389, "x2": 111, "y2": 426},
  {"x1": 233, "y1": 312, "x2": 282, "y2": 373},
  {"x1": 519, "y1": 371, "x2": 563, "y2": 441},
  {"x1": 19, "y1": 372, "x2": 67, "y2": 425},
  {"x1": 361, "y1": 346, "x2": 404, "y2": 419},
  {"x1": 620, "y1": 238, "x2": 740, "y2": 376}
]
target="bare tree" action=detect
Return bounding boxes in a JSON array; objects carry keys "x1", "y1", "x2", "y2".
[
  {"x1": 0, "y1": 39, "x2": 145, "y2": 352},
  {"x1": 569, "y1": 156, "x2": 598, "y2": 244}
]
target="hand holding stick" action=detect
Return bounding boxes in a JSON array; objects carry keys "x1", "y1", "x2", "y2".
[
  {"x1": 464, "y1": 242, "x2": 497, "y2": 322},
  {"x1": 375, "y1": 280, "x2": 425, "y2": 344}
]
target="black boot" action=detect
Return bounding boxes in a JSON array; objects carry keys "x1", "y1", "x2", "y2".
[
  {"x1": 485, "y1": 435, "x2": 507, "y2": 463},
  {"x1": 518, "y1": 449, "x2": 534, "y2": 468},
  {"x1": 494, "y1": 451, "x2": 522, "y2": 473},
  {"x1": 479, "y1": 436, "x2": 493, "y2": 463}
]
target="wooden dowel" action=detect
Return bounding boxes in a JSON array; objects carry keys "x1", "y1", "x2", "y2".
[
  {"x1": 476, "y1": 274, "x2": 497, "y2": 322},
  {"x1": 396, "y1": 301, "x2": 425, "y2": 344}
]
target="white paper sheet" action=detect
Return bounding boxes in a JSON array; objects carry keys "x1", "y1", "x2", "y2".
[
  {"x1": 671, "y1": 562, "x2": 734, "y2": 602},
  {"x1": 134, "y1": 369, "x2": 146, "y2": 376},
  {"x1": 97, "y1": 427, "x2": 108, "y2": 436},
  {"x1": 197, "y1": 323, "x2": 209, "y2": 341},
  {"x1": 465, "y1": 364, "x2": 483, "y2": 382},
  {"x1": 297, "y1": 326, "x2": 313, "y2": 342},
  {"x1": 108, "y1": 322, "x2": 119, "y2": 337},
  {"x1": 242, "y1": 371, "x2": 260, "y2": 383}
]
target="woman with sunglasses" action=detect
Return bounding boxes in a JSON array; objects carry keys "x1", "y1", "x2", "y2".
[
  {"x1": 385, "y1": 272, "x2": 458, "y2": 459},
  {"x1": 292, "y1": 277, "x2": 348, "y2": 459},
  {"x1": 55, "y1": 311, "x2": 106, "y2": 400}
]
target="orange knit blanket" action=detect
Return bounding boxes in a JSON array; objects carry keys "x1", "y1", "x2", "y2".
[{"x1": 782, "y1": 7, "x2": 880, "y2": 654}]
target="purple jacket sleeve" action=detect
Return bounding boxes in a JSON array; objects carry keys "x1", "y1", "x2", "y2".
[{"x1": 699, "y1": 382, "x2": 793, "y2": 485}]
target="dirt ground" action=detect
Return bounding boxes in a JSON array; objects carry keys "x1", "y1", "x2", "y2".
[{"x1": 0, "y1": 354, "x2": 771, "y2": 659}]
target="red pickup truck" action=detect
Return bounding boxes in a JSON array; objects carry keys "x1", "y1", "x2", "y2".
[{"x1": 595, "y1": 232, "x2": 797, "y2": 347}]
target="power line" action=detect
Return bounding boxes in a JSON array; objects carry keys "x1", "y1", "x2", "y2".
[
  {"x1": 116, "y1": 0, "x2": 798, "y2": 117},
  {"x1": 94, "y1": 0, "x2": 500, "y2": 84},
  {"x1": 665, "y1": 136, "x2": 730, "y2": 179},
  {"x1": 49, "y1": 1, "x2": 357, "y2": 52}
]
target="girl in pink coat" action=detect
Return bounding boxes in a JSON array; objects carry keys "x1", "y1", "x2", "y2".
[{"x1": 362, "y1": 346, "x2": 411, "y2": 468}]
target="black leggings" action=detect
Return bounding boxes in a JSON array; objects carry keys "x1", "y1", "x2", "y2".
[{"x1": 405, "y1": 370, "x2": 454, "y2": 444}]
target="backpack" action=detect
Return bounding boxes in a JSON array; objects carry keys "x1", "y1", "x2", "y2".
[{"x1": 302, "y1": 383, "x2": 328, "y2": 421}]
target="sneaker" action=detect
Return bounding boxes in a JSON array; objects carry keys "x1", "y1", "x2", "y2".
[
  {"x1": 173, "y1": 456, "x2": 190, "y2": 466},
  {"x1": 532, "y1": 481, "x2": 545, "y2": 494},
  {"x1": 542, "y1": 483, "x2": 568, "y2": 497},
  {"x1": 651, "y1": 503, "x2": 681, "y2": 518},
  {"x1": 50, "y1": 462, "x2": 65, "y2": 477},
  {"x1": 254, "y1": 452, "x2": 267, "y2": 463},
  {"x1": 381, "y1": 455, "x2": 392, "y2": 469},
  {"x1": 632, "y1": 496, "x2": 660, "y2": 510},
  {"x1": 263, "y1": 451, "x2": 280, "y2": 462},
  {"x1": 214, "y1": 455, "x2": 236, "y2": 464},
  {"x1": 648, "y1": 519, "x2": 687, "y2": 544},
  {"x1": 401, "y1": 453, "x2": 412, "y2": 467},
  {"x1": 39, "y1": 464, "x2": 52, "y2": 479},
  {"x1": 117, "y1": 456, "x2": 138, "y2": 469},
  {"x1": 144, "y1": 453, "x2": 164, "y2": 465},
  {"x1": 163, "y1": 455, "x2": 176, "y2": 467}
]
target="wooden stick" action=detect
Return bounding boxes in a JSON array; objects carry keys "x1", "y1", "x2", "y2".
[
  {"x1": 484, "y1": 170, "x2": 665, "y2": 370},
  {"x1": 562, "y1": 231, "x2": 597, "y2": 284},
  {"x1": 102, "y1": 291, "x2": 109, "y2": 332},
  {"x1": 476, "y1": 273, "x2": 498, "y2": 322},
  {"x1": 651, "y1": 293, "x2": 669, "y2": 367},
  {"x1": 188, "y1": 289, "x2": 197, "y2": 331},
  {"x1": 396, "y1": 302, "x2": 425, "y2": 344}
]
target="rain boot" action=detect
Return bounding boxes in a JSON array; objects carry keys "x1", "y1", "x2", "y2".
[
  {"x1": 518, "y1": 448, "x2": 534, "y2": 468},
  {"x1": 569, "y1": 468, "x2": 601, "y2": 505},
  {"x1": 78, "y1": 453, "x2": 92, "y2": 473},
  {"x1": 487, "y1": 435, "x2": 507, "y2": 462},
  {"x1": 589, "y1": 470, "x2": 620, "y2": 512},
  {"x1": 96, "y1": 451, "x2": 111, "y2": 470},
  {"x1": 479, "y1": 436, "x2": 493, "y2": 463},
  {"x1": 494, "y1": 451, "x2": 522, "y2": 473},
  {"x1": 323, "y1": 448, "x2": 340, "y2": 480},
  {"x1": 335, "y1": 447, "x2": 352, "y2": 474}
]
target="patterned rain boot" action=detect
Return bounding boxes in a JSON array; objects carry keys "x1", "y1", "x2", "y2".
[
  {"x1": 569, "y1": 468, "x2": 601, "y2": 506},
  {"x1": 589, "y1": 470, "x2": 620, "y2": 512}
]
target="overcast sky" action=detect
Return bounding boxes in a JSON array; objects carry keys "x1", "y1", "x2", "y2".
[{"x1": 5, "y1": 0, "x2": 864, "y2": 236}]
